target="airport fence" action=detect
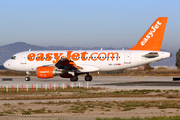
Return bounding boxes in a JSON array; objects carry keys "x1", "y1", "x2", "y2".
[
  {"x1": 0, "y1": 115, "x2": 104, "y2": 120},
  {"x1": 0, "y1": 82, "x2": 89, "y2": 93}
]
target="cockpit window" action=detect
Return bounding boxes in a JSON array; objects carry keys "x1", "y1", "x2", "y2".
[{"x1": 11, "y1": 56, "x2": 16, "y2": 60}]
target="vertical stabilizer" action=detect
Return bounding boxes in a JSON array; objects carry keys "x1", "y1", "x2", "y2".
[{"x1": 129, "y1": 17, "x2": 168, "y2": 51}]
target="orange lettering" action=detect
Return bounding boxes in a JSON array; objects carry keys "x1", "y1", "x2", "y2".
[
  {"x1": 81, "y1": 51, "x2": 88, "y2": 61},
  {"x1": 72, "y1": 53, "x2": 80, "y2": 61},
  {"x1": 36, "y1": 53, "x2": 44, "y2": 61},
  {"x1": 67, "y1": 51, "x2": 80, "y2": 61},
  {"x1": 27, "y1": 53, "x2": 35, "y2": 61},
  {"x1": 90, "y1": 52, "x2": 98, "y2": 61},
  {"x1": 27, "y1": 51, "x2": 119, "y2": 63},
  {"x1": 107, "y1": 52, "x2": 119, "y2": 61},
  {"x1": 45, "y1": 53, "x2": 52, "y2": 61},
  {"x1": 52, "y1": 53, "x2": 63, "y2": 64},
  {"x1": 66, "y1": 51, "x2": 73, "y2": 60},
  {"x1": 98, "y1": 52, "x2": 106, "y2": 61}
]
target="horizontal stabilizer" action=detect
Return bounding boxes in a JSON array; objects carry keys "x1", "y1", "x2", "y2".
[{"x1": 142, "y1": 52, "x2": 159, "y2": 58}]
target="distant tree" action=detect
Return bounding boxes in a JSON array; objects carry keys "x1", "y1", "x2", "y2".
[
  {"x1": 144, "y1": 63, "x2": 153, "y2": 71},
  {"x1": 176, "y1": 49, "x2": 180, "y2": 69}
]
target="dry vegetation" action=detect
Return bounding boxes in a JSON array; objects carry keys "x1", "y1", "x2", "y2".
[
  {"x1": 91, "y1": 69, "x2": 180, "y2": 76},
  {"x1": 1, "y1": 69, "x2": 180, "y2": 119},
  {"x1": 0, "y1": 88, "x2": 180, "y2": 119},
  {"x1": 1, "y1": 88, "x2": 180, "y2": 100},
  {"x1": 1, "y1": 69, "x2": 180, "y2": 77}
]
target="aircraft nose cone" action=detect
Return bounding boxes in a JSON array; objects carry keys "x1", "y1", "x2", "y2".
[
  {"x1": 3, "y1": 61, "x2": 8, "y2": 69},
  {"x1": 3, "y1": 60, "x2": 10, "y2": 69}
]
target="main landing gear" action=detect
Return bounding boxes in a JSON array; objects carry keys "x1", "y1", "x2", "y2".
[
  {"x1": 70, "y1": 73, "x2": 92, "y2": 82},
  {"x1": 85, "y1": 75, "x2": 92, "y2": 81},
  {"x1": 25, "y1": 71, "x2": 31, "y2": 81},
  {"x1": 70, "y1": 76, "x2": 78, "y2": 82}
]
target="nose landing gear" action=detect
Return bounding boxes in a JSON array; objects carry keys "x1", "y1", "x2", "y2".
[
  {"x1": 25, "y1": 77, "x2": 31, "y2": 81},
  {"x1": 25, "y1": 71, "x2": 31, "y2": 81}
]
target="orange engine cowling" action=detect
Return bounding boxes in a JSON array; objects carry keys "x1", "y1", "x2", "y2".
[{"x1": 36, "y1": 66, "x2": 56, "y2": 79}]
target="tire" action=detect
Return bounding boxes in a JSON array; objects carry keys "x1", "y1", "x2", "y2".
[
  {"x1": 25, "y1": 77, "x2": 31, "y2": 81},
  {"x1": 85, "y1": 75, "x2": 92, "y2": 81},
  {"x1": 70, "y1": 76, "x2": 78, "y2": 82}
]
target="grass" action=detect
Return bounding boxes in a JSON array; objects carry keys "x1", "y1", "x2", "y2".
[
  {"x1": 18, "y1": 102, "x2": 24, "y2": 105},
  {"x1": 32, "y1": 108, "x2": 45, "y2": 113},
  {"x1": 1, "y1": 88, "x2": 180, "y2": 100},
  {"x1": 96, "y1": 115, "x2": 180, "y2": 120},
  {"x1": 1, "y1": 69, "x2": 180, "y2": 77},
  {"x1": 70, "y1": 104, "x2": 87, "y2": 113},
  {"x1": 0, "y1": 70, "x2": 35, "y2": 76},
  {"x1": 22, "y1": 110, "x2": 31, "y2": 115},
  {"x1": 122, "y1": 107, "x2": 135, "y2": 111},
  {"x1": 3, "y1": 103, "x2": 10, "y2": 106},
  {"x1": 3, "y1": 110, "x2": 14, "y2": 114},
  {"x1": 91, "y1": 69, "x2": 180, "y2": 76},
  {"x1": 55, "y1": 111, "x2": 63, "y2": 113},
  {"x1": 0, "y1": 113, "x2": 4, "y2": 116},
  {"x1": 2, "y1": 98, "x2": 180, "y2": 117},
  {"x1": 32, "y1": 100, "x2": 180, "y2": 113},
  {"x1": 1, "y1": 88, "x2": 180, "y2": 116}
]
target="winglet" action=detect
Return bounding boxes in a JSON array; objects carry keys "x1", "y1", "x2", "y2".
[{"x1": 129, "y1": 17, "x2": 168, "y2": 51}]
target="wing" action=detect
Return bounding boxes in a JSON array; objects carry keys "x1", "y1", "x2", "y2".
[
  {"x1": 55, "y1": 58, "x2": 82, "y2": 70},
  {"x1": 55, "y1": 58, "x2": 99, "y2": 73}
]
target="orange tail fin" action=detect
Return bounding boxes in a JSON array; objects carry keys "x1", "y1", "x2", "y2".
[{"x1": 129, "y1": 17, "x2": 168, "y2": 51}]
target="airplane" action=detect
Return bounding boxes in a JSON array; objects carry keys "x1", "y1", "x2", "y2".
[{"x1": 3, "y1": 17, "x2": 171, "y2": 82}]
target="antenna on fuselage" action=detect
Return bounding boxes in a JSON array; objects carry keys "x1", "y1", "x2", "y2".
[
  {"x1": 29, "y1": 48, "x2": 31, "y2": 51},
  {"x1": 100, "y1": 48, "x2": 103, "y2": 50}
]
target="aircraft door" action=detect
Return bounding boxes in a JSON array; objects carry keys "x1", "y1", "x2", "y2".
[
  {"x1": 21, "y1": 54, "x2": 27, "y2": 64},
  {"x1": 124, "y1": 52, "x2": 131, "y2": 64}
]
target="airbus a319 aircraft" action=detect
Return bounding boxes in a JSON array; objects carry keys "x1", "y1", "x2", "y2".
[{"x1": 3, "y1": 17, "x2": 171, "y2": 81}]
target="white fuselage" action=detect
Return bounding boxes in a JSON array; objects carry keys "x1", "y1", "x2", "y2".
[{"x1": 3, "y1": 50, "x2": 171, "y2": 72}]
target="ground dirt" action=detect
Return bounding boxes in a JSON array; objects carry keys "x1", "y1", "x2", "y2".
[{"x1": 0, "y1": 88, "x2": 180, "y2": 119}]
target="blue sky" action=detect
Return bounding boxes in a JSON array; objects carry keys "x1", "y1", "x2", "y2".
[{"x1": 0, "y1": 0, "x2": 180, "y2": 52}]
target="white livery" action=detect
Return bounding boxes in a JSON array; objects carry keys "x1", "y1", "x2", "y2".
[{"x1": 3, "y1": 17, "x2": 171, "y2": 81}]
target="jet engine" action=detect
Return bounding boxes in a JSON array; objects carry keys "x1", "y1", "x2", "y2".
[{"x1": 36, "y1": 66, "x2": 61, "y2": 79}]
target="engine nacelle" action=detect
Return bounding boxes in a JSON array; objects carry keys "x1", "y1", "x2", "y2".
[{"x1": 36, "y1": 66, "x2": 61, "y2": 79}]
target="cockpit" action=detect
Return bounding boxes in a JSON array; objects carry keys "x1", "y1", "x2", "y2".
[{"x1": 11, "y1": 56, "x2": 16, "y2": 60}]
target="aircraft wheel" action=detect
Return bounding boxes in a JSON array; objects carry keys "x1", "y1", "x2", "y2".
[
  {"x1": 70, "y1": 76, "x2": 78, "y2": 82},
  {"x1": 85, "y1": 75, "x2": 92, "y2": 81},
  {"x1": 25, "y1": 77, "x2": 31, "y2": 81}
]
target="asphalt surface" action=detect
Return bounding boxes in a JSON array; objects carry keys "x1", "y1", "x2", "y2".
[{"x1": 0, "y1": 76, "x2": 180, "y2": 90}]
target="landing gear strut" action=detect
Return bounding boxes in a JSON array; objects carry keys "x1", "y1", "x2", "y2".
[{"x1": 25, "y1": 71, "x2": 31, "y2": 81}]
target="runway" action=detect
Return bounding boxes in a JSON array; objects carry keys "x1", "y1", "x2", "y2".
[{"x1": 1, "y1": 76, "x2": 180, "y2": 90}]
